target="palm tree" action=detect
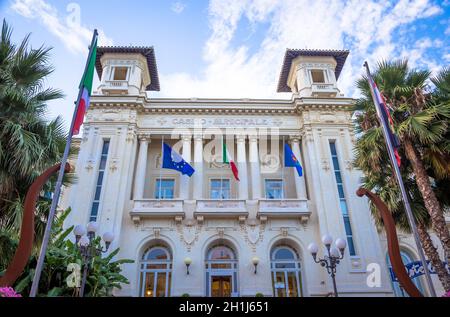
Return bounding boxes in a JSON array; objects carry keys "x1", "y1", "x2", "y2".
[
  {"x1": 354, "y1": 60, "x2": 450, "y2": 263},
  {"x1": 0, "y1": 19, "x2": 73, "y2": 257},
  {"x1": 356, "y1": 149, "x2": 450, "y2": 291},
  {"x1": 354, "y1": 61, "x2": 450, "y2": 292}
]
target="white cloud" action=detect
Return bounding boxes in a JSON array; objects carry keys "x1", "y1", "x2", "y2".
[
  {"x1": 159, "y1": 0, "x2": 444, "y2": 99},
  {"x1": 171, "y1": 1, "x2": 186, "y2": 14},
  {"x1": 11, "y1": 0, "x2": 113, "y2": 55}
]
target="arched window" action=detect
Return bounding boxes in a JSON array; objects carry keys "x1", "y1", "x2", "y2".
[
  {"x1": 139, "y1": 246, "x2": 172, "y2": 297},
  {"x1": 386, "y1": 250, "x2": 425, "y2": 297},
  {"x1": 205, "y1": 244, "x2": 238, "y2": 297},
  {"x1": 271, "y1": 246, "x2": 303, "y2": 297}
]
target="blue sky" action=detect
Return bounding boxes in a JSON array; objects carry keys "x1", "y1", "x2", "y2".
[{"x1": 1, "y1": 0, "x2": 449, "y2": 130}]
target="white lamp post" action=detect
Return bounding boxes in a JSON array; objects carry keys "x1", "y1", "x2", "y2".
[
  {"x1": 308, "y1": 235, "x2": 346, "y2": 297},
  {"x1": 73, "y1": 222, "x2": 114, "y2": 297}
]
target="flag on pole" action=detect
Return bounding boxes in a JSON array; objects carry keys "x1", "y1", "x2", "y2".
[
  {"x1": 284, "y1": 143, "x2": 303, "y2": 177},
  {"x1": 30, "y1": 30, "x2": 99, "y2": 297},
  {"x1": 222, "y1": 139, "x2": 239, "y2": 181},
  {"x1": 365, "y1": 69, "x2": 401, "y2": 167},
  {"x1": 162, "y1": 143, "x2": 195, "y2": 176},
  {"x1": 73, "y1": 36, "x2": 98, "y2": 135}
]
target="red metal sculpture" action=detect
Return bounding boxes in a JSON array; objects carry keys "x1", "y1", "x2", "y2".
[
  {"x1": 0, "y1": 163, "x2": 71, "y2": 287},
  {"x1": 356, "y1": 187, "x2": 423, "y2": 297}
]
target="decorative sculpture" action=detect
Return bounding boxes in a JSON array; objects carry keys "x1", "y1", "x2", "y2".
[
  {"x1": 0, "y1": 163, "x2": 71, "y2": 287},
  {"x1": 356, "y1": 187, "x2": 423, "y2": 297}
]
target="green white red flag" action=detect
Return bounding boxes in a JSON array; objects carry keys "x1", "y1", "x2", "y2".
[
  {"x1": 222, "y1": 140, "x2": 239, "y2": 181},
  {"x1": 73, "y1": 34, "x2": 98, "y2": 135}
]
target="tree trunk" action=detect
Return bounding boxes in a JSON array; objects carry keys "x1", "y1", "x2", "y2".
[
  {"x1": 417, "y1": 223, "x2": 450, "y2": 292},
  {"x1": 403, "y1": 138, "x2": 450, "y2": 262}
]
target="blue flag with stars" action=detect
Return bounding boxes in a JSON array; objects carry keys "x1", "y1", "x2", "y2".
[
  {"x1": 162, "y1": 143, "x2": 195, "y2": 176},
  {"x1": 284, "y1": 143, "x2": 303, "y2": 177}
]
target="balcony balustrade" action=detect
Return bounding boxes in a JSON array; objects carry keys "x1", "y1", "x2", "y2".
[
  {"x1": 130, "y1": 199, "x2": 184, "y2": 224},
  {"x1": 311, "y1": 83, "x2": 338, "y2": 97},
  {"x1": 258, "y1": 199, "x2": 310, "y2": 223}
]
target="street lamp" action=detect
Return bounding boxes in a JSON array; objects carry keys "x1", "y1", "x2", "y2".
[
  {"x1": 308, "y1": 235, "x2": 346, "y2": 297},
  {"x1": 74, "y1": 222, "x2": 114, "y2": 297}
]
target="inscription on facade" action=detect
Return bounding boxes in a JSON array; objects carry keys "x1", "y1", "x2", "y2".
[{"x1": 142, "y1": 116, "x2": 294, "y2": 129}]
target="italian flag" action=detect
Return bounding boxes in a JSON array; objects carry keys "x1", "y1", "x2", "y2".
[
  {"x1": 73, "y1": 36, "x2": 98, "y2": 135},
  {"x1": 222, "y1": 140, "x2": 239, "y2": 181}
]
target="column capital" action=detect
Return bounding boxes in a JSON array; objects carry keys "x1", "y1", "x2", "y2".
[
  {"x1": 193, "y1": 134, "x2": 204, "y2": 142},
  {"x1": 181, "y1": 134, "x2": 192, "y2": 142},
  {"x1": 236, "y1": 134, "x2": 247, "y2": 142},
  {"x1": 301, "y1": 129, "x2": 314, "y2": 143},
  {"x1": 289, "y1": 134, "x2": 301, "y2": 143},
  {"x1": 249, "y1": 134, "x2": 258, "y2": 142},
  {"x1": 138, "y1": 134, "x2": 151, "y2": 142}
]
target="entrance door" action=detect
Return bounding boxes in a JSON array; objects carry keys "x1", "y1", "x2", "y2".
[
  {"x1": 273, "y1": 271, "x2": 300, "y2": 297},
  {"x1": 211, "y1": 276, "x2": 232, "y2": 297}
]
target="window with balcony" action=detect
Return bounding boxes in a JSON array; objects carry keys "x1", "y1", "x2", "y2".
[
  {"x1": 111, "y1": 66, "x2": 129, "y2": 80},
  {"x1": 310, "y1": 69, "x2": 326, "y2": 83},
  {"x1": 154, "y1": 179, "x2": 175, "y2": 199},
  {"x1": 210, "y1": 179, "x2": 230, "y2": 199},
  {"x1": 265, "y1": 179, "x2": 284, "y2": 199}
]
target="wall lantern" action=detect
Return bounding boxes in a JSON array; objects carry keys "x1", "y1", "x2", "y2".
[
  {"x1": 184, "y1": 257, "x2": 192, "y2": 275},
  {"x1": 252, "y1": 256, "x2": 260, "y2": 274}
]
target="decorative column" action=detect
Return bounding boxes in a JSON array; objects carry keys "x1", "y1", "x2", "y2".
[
  {"x1": 133, "y1": 135, "x2": 149, "y2": 200},
  {"x1": 180, "y1": 134, "x2": 192, "y2": 199},
  {"x1": 193, "y1": 134, "x2": 203, "y2": 200},
  {"x1": 236, "y1": 135, "x2": 248, "y2": 199},
  {"x1": 290, "y1": 135, "x2": 307, "y2": 200},
  {"x1": 249, "y1": 135, "x2": 261, "y2": 199}
]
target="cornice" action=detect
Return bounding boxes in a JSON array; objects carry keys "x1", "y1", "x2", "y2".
[{"x1": 89, "y1": 97, "x2": 355, "y2": 115}]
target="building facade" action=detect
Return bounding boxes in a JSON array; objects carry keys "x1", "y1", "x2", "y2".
[{"x1": 63, "y1": 47, "x2": 446, "y2": 297}]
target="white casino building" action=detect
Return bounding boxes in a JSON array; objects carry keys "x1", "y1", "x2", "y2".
[{"x1": 62, "y1": 46, "x2": 446, "y2": 297}]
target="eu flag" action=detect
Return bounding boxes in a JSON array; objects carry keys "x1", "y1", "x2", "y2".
[
  {"x1": 284, "y1": 143, "x2": 303, "y2": 177},
  {"x1": 162, "y1": 143, "x2": 195, "y2": 176}
]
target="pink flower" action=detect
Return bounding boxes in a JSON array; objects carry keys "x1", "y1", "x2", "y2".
[
  {"x1": 0, "y1": 287, "x2": 22, "y2": 297},
  {"x1": 443, "y1": 290, "x2": 450, "y2": 297}
]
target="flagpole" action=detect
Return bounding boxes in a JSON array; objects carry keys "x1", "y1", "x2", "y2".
[
  {"x1": 281, "y1": 136, "x2": 285, "y2": 200},
  {"x1": 363, "y1": 61, "x2": 436, "y2": 297},
  {"x1": 220, "y1": 134, "x2": 223, "y2": 200},
  {"x1": 159, "y1": 136, "x2": 163, "y2": 199},
  {"x1": 30, "y1": 30, "x2": 98, "y2": 297}
]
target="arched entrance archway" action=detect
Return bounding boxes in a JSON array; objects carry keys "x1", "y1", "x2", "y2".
[
  {"x1": 205, "y1": 243, "x2": 238, "y2": 297},
  {"x1": 139, "y1": 243, "x2": 172, "y2": 297},
  {"x1": 270, "y1": 245, "x2": 303, "y2": 297}
]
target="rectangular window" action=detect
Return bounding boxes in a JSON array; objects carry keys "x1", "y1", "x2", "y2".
[
  {"x1": 112, "y1": 67, "x2": 128, "y2": 80},
  {"x1": 311, "y1": 69, "x2": 326, "y2": 83},
  {"x1": 265, "y1": 179, "x2": 284, "y2": 199},
  {"x1": 210, "y1": 179, "x2": 230, "y2": 199},
  {"x1": 154, "y1": 179, "x2": 175, "y2": 199},
  {"x1": 329, "y1": 141, "x2": 356, "y2": 255},
  {"x1": 89, "y1": 139, "x2": 110, "y2": 222}
]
